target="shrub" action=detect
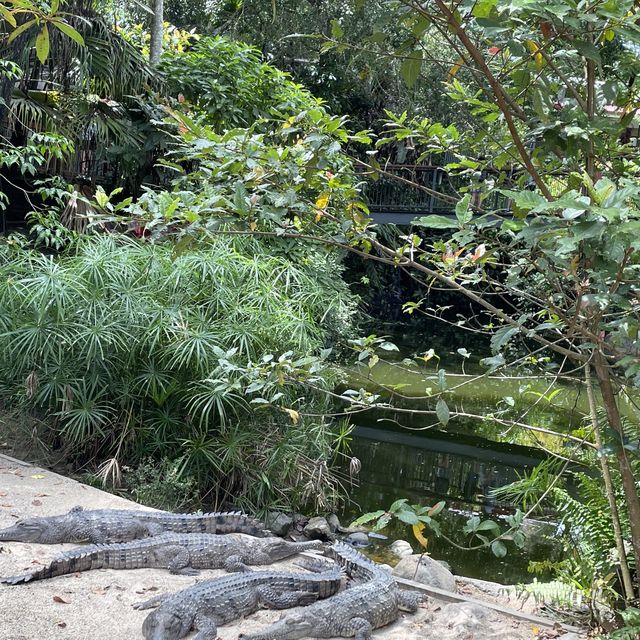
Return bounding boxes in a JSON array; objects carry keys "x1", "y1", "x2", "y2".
[{"x1": 0, "y1": 234, "x2": 356, "y2": 512}]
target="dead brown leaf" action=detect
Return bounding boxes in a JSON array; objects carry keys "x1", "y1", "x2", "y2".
[
  {"x1": 31, "y1": 499, "x2": 42, "y2": 506},
  {"x1": 53, "y1": 595, "x2": 70, "y2": 604}
]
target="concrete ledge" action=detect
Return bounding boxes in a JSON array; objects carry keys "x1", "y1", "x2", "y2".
[{"x1": 0, "y1": 455, "x2": 583, "y2": 639}]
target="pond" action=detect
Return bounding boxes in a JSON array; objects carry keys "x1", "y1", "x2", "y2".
[{"x1": 337, "y1": 327, "x2": 578, "y2": 584}]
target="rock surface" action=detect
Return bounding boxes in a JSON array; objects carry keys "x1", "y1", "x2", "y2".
[
  {"x1": 302, "y1": 516, "x2": 333, "y2": 541},
  {"x1": 392, "y1": 553, "x2": 457, "y2": 592},
  {"x1": 264, "y1": 511, "x2": 293, "y2": 536},
  {"x1": 389, "y1": 539, "x2": 413, "y2": 558},
  {"x1": 326, "y1": 513, "x2": 342, "y2": 533}
]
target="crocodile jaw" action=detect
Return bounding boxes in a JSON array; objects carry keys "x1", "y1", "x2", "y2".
[
  {"x1": 0, "y1": 518, "x2": 51, "y2": 542},
  {"x1": 142, "y1": 610, "x2": 187, "y2": 640},
  {"x1": 240, "y1": 612, "x2": 318, "y2": 640},
  {"x1": 267, "y1": 539, "x2": 323, "y2": 562}
]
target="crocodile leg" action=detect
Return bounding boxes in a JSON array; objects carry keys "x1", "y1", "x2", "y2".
[
  {"x1": 132, "y1": 594, "x2": 170, "y2": 610},
  {"x1": 191, "y1": 613, "x2": 218, "y2": 640},
  {"x1": 397, "y1": 590, "x2": 426, "y2": 612},
  {"x1": 163, "y1": 545, "x2": 200, "y2": 575},
  {"x1": 224, "y1": 554, "x2": 251, "y2": 572},
  {"x1": 256, "y1": 586, "x2": 320, "y2": 608},
  {"x1": 350, "y1": 617, "x2": 373, "y2": 640}
]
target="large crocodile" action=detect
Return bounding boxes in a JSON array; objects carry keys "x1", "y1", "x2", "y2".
[
  {"x1": 136, "y1": 561, "x2": 344, "y2": 640},
  {"x1": 0, "y1": 532, "x2": 322, "y2": 584},
  {"x1": 239, "y1": 542, "x2": 425, "y2": 640},
  {"x1": 0, "y1": 506, "x2": 270, "y2": 544}
]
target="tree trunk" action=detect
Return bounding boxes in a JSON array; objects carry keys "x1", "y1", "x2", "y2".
[
  {"x1": 585, "y1": 363, "x2": 636, "y2": 600},
  {"x1": 593, "y1": 349, "x2": 640, "y2": 589},
  {"x1": 149, "y1": 0, "x2": 164, "y2": 66}
]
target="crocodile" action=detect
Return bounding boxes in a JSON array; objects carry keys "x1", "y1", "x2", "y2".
[
  {"x1": 136, "y1": 560, "x2": 344, "y2": 640},
  {"x1": 239, "y1": 542, "x2": 425, "y2": 640},
  {"x1": 0, "y1": 506, "x2": 270, "y2": 544},
  {"x1": 0, "y1": 533, "x2": 322, "y2": 584}
]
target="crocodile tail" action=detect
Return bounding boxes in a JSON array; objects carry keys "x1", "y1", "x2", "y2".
[
  {"x1": 204, "y1": 511, "x2": 270, "y2": 537},
  {"x1": 326, "y1": 541, "x2": 381, "y2": 580},
  {"x1": 141, "y1": 511, "x2": 270, "y2": 537},
  {"x1": 0, "y1": 546, "x2": 103, "y2": 585}
]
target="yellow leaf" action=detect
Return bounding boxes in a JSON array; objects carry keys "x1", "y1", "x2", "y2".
[
  {"x1": 604, "y1": 29, "x2": 615, "y2": 42},
  {"x1": 315, "y1": 192, "x2": 330, "y2": 210},
  {"x1": 448, "y1": 57, "x2": 464, "y2": 81},
  {"x1": 283, "y1": 408, "x2": 300, "y2": 425},
  {"x1": 525, "y1": 39, "x2": 544, "y2": 69},
  {"x1": 30, "y1": 474, "x2": 45, "y2": 479},
  {"x1": 412, "y1": 522, "x2": 429, "y2": 549}
]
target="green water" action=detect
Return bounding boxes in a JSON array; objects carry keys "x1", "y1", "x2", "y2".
[{"x1": 337, "y1": 330, "x2": 587, "y2": 584}]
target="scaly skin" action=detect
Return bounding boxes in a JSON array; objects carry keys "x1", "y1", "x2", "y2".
[
  {"x1": 137, "y1": 562, "x2": 344, "y2": 640},
  {"x1": 0, "y1": 533, "x2": 322, "y2": 585},
  {"x1": 0, "y1": 506, "x2": 270, "y2": 544},
  {"x1": 239, "y1": 542, "x2": 425, "y2": 640}
]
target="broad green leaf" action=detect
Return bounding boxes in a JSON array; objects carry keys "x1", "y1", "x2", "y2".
[
  {"x1": 51, "y1": 20, "x2": 85, "y2": 46},
  {"x1": 7, "y1": 18, "x2": 37, "y2": 43},
  {"x1": 455, "y1": 194, "x2": 472, "y2": 224},
  {"x1": 396, "y1": 509, "x2": 420, "y2": 525},
  {"x1": 472, "y1": 0, "x2": 497, "y2": 18},
  {"x1": 480, "y1": 354, "x2": 506, "y2": 371},
  {"x1": 490, "y1": 326, "x2": 518, "y2": 353},
  {"x1": 389, "y1": 498, "x2": 409, "y2": 513},
  {"x1": 491, "y1": 540, "x2": 507, "y2": 558},
  {"x1": 400, "y1": 50, "x2": 423, "y2": 89},
  {"x1": 413, "y1": 215, "x2": 458, "y2": 229},
  {"x1": 374, "y1": 512, "x2": 392, "y2": 530},
  {"x1": 476, "y1": 520, "x2": 501, "y2": 534},
  {"x1": 436, "y1": 398, "x2": 450, "y2": 426},
  {"x1": 574, "y1": 40, "x2": 602, "y2": 64},
  {"x1": 0, "y1": 7, "x2": 17, "y2": 28},
  {"x1": 330, "y1": 19, "x2": 344, "y2": 39},
  {"x1": 35, "y1": 25, "x2": 50, "y2": 64},
  {"x1": 350, "y1": 510, "x2": 385, "y2": 527},
  {"x1": 499, "y1": 190, "x2": 546, "y2": 211}
]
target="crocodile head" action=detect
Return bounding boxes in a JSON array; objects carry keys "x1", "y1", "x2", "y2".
[
  {"x1": 142, "y1": 610, "x2": 189, "y2": 640},
  {"x1": 0, "y1": 517, "x2": 56, "y2": 543},
  {"x1": 239, "y1": 612, "x2": 316, "y2": 640},
  {"x1": 261, "y1": 537, "x2": 323, "y2": 562}
]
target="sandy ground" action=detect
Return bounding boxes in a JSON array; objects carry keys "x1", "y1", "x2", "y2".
[{"x1": 0, "y1": 455, "x2": 549, "y2": 640}]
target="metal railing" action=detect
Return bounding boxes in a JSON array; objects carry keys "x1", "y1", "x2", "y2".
[{"x1": 360, "y1": 164, "x2": 510, "y2": 216}]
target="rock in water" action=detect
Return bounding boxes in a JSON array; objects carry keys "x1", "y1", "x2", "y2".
[
  {"x1": 389, "y1": 539, "x2": 413, "y2": 558},
  {"x1": 303, "y1": 516, "x2": 333, "y2": 541},
  {"x1": 326, "y1": 513, "x2": 342, "y2": 533},
  {"x1": 392, "y1": 553, "x2": 456, "y2": 592},
  {"x1": 345, "y1": 532, "x2": 369, "y2": 547}
]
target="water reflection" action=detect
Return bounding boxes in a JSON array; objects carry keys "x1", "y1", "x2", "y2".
[{"x1": 348, "y1": 425, "x2": 545, "y2": 512}]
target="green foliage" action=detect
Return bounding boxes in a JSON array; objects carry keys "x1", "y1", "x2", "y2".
[
  {"x1": 607, "y1": 608, "x2": 640, "y2": 640},
  {"x1": 160, "y1": 36, "x2": 322, "y2": 130},
  {"x1": 0, "y1": 234, "x2": 356, "y2": 511},
  {"x1": 122, "y1": 457, "x2": 199, "y2": 512},
  {"x1": 351, "y1": 498, "x2": 524, "y2": 558}
]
